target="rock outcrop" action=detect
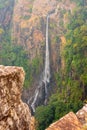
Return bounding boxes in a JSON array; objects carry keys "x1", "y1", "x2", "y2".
[
  {"x1": 46, "y1": 112, "x2": 83, "y2": 130},
  {"x1": 46, "y1": 105, "x2": 87, "y2": 130},
  {"x1": 0, "y1": 65, "x2": 35, "y2": 130},
  {"x1": 76, "y1": 104, "x2": 87, "y2": 128}
]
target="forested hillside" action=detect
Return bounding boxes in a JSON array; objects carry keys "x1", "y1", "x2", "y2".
[
  {"x1": 0, "y1": 0, "x2": 42, "y2": 88},
  {"x1": 0, "y1": 0, "x2": 87, "y2": 129},
  {"x1": 35, "y1": 2, "x2": 87, "y2": 130}
]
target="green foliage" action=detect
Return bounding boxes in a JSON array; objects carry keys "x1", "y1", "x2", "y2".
[
  {"x1": 0, "y1": 0, "x2": 11, "y2": 9},
  {"x1": 35, "y1": 6, "x2": 87, "y2": 130},
  {"x1": 31, "y1": 57, "x2": 42, "y2": 74},
  {"x1": 64, "y1": 7, "x2": 87, "y2": 82},
  {"x1": 0, "y1": 37, "x2": 29, "y2": 87},
  {"x1": 22, "y1": 15, "x2": 30, "y2": 20},
  {"x1": 35, "y1": 105, "x2": 54, "y2": 130},
  {"x1": 71, "y1": 0, "x2": 85, "y2": 6},
  {"x1": 0, "y1": 29, "x2": 42, "y2": 88},
  {"x1": 0, "y1": 40, "x2": 42, "y2": 87},
  {"x1": 50, "y1": 23, "x2": 56, "y2": 29},
  {"x1": 56, "y1": 0, "x2": 62, "y2": 2},
  {"x1": 28, "y1": 7, "x2": 32, "y2": 13},
  {"x1": 55, "y1": 72, "x2": 62, "y2": 87}
]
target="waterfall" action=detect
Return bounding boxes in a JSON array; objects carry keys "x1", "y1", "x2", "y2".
[
  {"x1": 43, "y1": 15, "x2": 50, "y2": 104},
  {"x1": 44, "y1": 15, "x2": 50, "y2": 83},
  {"x1": 31, "y1": 15, "x2": 50, "y2": 113}
]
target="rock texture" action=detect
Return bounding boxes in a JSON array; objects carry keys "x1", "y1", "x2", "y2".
[
  {"x1": 46, "y1": 112, "x2": 83, "y2": 130},
  {"x1": 76, "y1": 104, "x2": 87, "y2": 128},
  {"x1": 12, "y1": 0, "x2": 45, "y2": 60},
  {"x1": 46, "y1": 105, "x2": 87, "y2": 130},
  {"x1": 0, "y1": 65, "x2": 35, "y2": 130}
]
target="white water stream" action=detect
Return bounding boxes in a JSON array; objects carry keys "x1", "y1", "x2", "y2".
[{"x1": 31, "y1": 15, "x2": 50, "y2": 112}]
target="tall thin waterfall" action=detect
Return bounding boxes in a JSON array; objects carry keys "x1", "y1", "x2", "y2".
[
  {"x1": 43, "y1": 15, "x2": 50, "y2": 103},
  {"x1": 44, "y1": 15, "x2": 50, "y2": 83},
  {"x1": 31, "y1": 15, "x2": 50, "y2": 112}
]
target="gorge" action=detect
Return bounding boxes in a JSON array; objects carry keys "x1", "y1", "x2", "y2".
[{"x1": 0, "y1": 0, "x2": 87, "y2": 129}]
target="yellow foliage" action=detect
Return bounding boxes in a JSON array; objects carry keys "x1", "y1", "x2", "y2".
[
  {"x1": 64, "y1": 12, "x2": 69, "y2": 19},
  {"x1": 73, "y1": 43, "x2": 78, "y2": 48},
  {"x1": 83, "y1": 100, "x2": 87, "y2": 104},
  {"x1": 20, "y1": 21, "x2": 28, "y2": 28},
  {"x1": 20, "y1": 15, "x2": 38, "y2": 28},
  {"x1": 0, "y1": 28, "x2": 4, "y2": 34},
  {"x1": 29, "y1": 15, "x2": 38, "y2": 24},
  {"x1": 60, "y1": 36, "x2": 66, "y2": 45},
  {"x1": 82, "y1": 125, "x2": 87, "y2": 130}
]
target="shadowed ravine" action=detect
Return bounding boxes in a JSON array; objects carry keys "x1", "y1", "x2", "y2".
[{"x1": 30, "y1": 15, "x2": 51, "y2": 113}]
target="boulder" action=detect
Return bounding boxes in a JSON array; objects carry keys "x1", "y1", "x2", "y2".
[
  {"x1": 76, "y1": 104, "x2": 87, "y2": 128},
  {"x1": 46, "y1": 112, "x2": 83, "y2": 130},
  {"x1": 0, "y1": 65, "x2": 35, "y2": 130}
]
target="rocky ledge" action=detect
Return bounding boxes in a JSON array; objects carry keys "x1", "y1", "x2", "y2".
[
  {"x1": 46, "y1": 112, "x2": 82, "y2": 130},
  {"x1": 0, "y1": 65, "x2": 35, "y2": 130},
  {"x1": 46, "y1": 104, "x2": 87, "y2": 130}
]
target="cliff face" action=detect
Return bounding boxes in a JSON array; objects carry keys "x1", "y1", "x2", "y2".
[
  {"x1": 12, "y1": 0, "x2": 76, "y2": 71},
  {"x1": 0, "y1": 65, "x2": 35, "y2": 130},
  {"x1": 0, "y1": 0, "x2": 14, "y2": 41},
  {"x1": 12, "y1": 0, "x2": 77, "y2": 107},
  {"x1": 0, "y1": 0, "x2": 14, "y2": 28},
  {"x1": 12, "y1": 0, "x2": 45, "y2": 61},
  {"x1": 12, "y1": 0, "x2": 76, "y2": 63},
  {"x1": 0, "y1": 0, "x2": 77, "y2": 111}
]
